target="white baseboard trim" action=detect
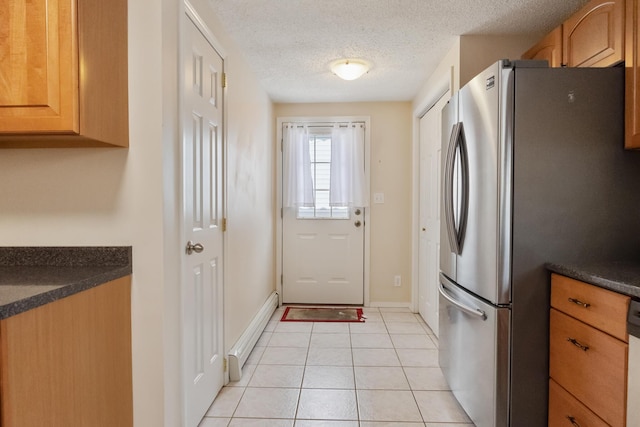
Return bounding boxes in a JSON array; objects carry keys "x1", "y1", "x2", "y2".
[{"x1": 228, "y1": 291, "x2": 278, "y2": 381}]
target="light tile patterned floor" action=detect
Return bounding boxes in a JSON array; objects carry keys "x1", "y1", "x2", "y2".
[{"x1": 199, "y1": 306, "x2": 476, "y2": 427}]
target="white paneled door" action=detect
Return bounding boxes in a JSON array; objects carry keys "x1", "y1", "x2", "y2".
[
  {"x1": 418, "y1": 92, "x2": 449, "y2": 337},
  {"x1": 282, "y1": 126, "x2": 365, "y2": 305},
  {"x1": 181, "y1": 12, "x2": 225, "y2": 427}
]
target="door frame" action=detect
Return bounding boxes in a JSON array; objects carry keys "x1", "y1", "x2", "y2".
[
  {"x1": 411, "y1": 73, "x2": 452, "y2": 316},
  {"x1": 276, "y1": 116, "x2": 371, "y2": 307},
  {"x1": 179, "y1": 0, "x2": 228, "y2": 422}
]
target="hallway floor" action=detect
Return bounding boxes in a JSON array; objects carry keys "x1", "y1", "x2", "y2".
[{"x1": 199, "y1": 306, "x2": 475, "y2": 426}]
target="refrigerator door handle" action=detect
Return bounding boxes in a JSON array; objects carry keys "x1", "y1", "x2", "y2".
[
  {"x1": 444, "y1": 123, "x2": 461, "y2": 254},
  {"x1": 439, "y1": 273, "x2": 487, "y2": 320},
  {"x1": 444, "y1": 122, "x2": 469, "y2": 255}
]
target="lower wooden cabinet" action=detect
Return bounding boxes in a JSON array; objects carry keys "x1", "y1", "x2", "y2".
[
  {"x1": 549, "y1": 379, "x2": 609, "y2": 427},
  {"x1": 549, "y1": 274, "x2": 630, "y2": 427},
  {"x1": 0, "y1": 277, "x2": 133, "y2": 427}
]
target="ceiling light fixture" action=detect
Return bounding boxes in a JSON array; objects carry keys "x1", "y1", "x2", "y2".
[{"x1": 330, "y1": 59, "x2": 370, "y2": 81}]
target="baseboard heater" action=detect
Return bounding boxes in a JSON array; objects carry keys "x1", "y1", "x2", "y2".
[{"x1": 228, "y1": 291, "x2": 279, "y2": 381}]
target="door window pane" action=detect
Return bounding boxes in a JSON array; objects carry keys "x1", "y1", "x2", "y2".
[{"x1": 297, "y1": 133, "x2": 349, "y2": 219}]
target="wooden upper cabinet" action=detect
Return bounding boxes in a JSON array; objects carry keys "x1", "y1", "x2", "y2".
[
  {"x1": 563, "y1": 0, "x2": 625, "y2": 67},
  {"x1": 626, "y1": 0, "x2": 640, "y2": 149},
  {"x1": 0, "y1": 0, "x2": 128, "y2": 148},
  {"x1": 522, "y1": 26, "x2": 563, "y2": 67}
]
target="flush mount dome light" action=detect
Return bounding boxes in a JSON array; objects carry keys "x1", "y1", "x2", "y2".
[{"x1": 330, "y1": 59, "x2": 370, "y2": 80}]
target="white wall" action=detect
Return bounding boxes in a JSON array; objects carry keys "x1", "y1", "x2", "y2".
[{"x1": 0, "y1": 0, "x2": 275, "y2": 425}]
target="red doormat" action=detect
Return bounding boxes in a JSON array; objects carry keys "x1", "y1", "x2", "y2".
[{"x1": 281, "y1": 306, "x2": 365, "y2": 322}]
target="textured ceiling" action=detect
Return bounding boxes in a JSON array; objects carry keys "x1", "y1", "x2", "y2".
[{"x1": 208, "y1": 0, "x2": 590, "y2": 103}]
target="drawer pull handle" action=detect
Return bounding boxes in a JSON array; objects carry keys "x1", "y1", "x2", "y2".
[
  {"x1": 568, "y1": 298, "x2": 590, "y2": 308},
  {"x1": 567, "y1": 337, "x2": 589, "y2": 352},
  {"x1": 566, "y1": 415, "x2": 581, "y2": 427}
]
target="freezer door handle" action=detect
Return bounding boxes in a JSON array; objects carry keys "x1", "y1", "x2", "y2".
[
  {"x1": 439, "y1": 273, "x2": 487, "y2": 320},
  {"x1": 443, "y1": 122, "x2": 469, "y2": 255}
]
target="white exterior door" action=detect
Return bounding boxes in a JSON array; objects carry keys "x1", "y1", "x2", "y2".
[
  {"x1": 181, "y1": 13, "x2": 225, "y2": 427},
  {"x1": 418, "y1": 93, "x2": 449, "y2": 337},
  {"x1": 282, "y1": 126, "x2": 366, "y2": 305}
]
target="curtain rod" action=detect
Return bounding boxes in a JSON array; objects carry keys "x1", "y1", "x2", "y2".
[{"x1": 283, "y1": 122, "x2": 365, "y2": 128}]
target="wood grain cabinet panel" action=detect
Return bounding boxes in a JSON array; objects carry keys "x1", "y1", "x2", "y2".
[
  {"x1": 549, "y1": 274, "x2": 630, "y2": 427},
  {"x1": 563, "y1": 0, "x2": 625, "y2": 67},
  {"x1": 0, "y1": 0, "x2": 128, "y2": 148},
  {"x1": 0, "y1": 277, "x2": 133, "y2": 427},
  {"x1": 551, "y1": 273, "x2": 630, "y2": 342},
  {"x1": 522, "y1": 26, "x2": 563, "y2": 67},
  {"x1": 548, "y1": 379, "x2": 609, "y2": 427},
  {"x1": 550, "y1": 308, "x2": 628, "y2": 427},
  {"x1": 626, "y1": 0, "x2": 640, "y2": 148}
]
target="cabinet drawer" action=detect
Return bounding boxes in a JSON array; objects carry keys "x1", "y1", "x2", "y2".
[
  {"x1": 551, "y1": 273, "x2": 630, "y2": 342},
  {"x1": 549, "y1": 379, "x2": 609, "y2": 427},
  {"x1": 550, "y1": 308, "x2": 628, "y2": 426}
]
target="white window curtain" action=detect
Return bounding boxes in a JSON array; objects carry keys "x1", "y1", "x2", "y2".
[
  {"x1": 283, "y1": 124, "x2": 314, "y2": 207},
  {"x1": 330, "y1": 123, "x2": 369, "y2": 207}
]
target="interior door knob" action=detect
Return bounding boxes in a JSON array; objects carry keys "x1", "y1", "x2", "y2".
[
  {"x1": 186, "y1": 241, "x2": 204, "y2": 255},
  {"x1": 354, "y1": 220, "x2": 362, "y2": 227}
]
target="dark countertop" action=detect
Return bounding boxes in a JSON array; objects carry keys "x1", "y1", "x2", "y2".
[
  {"x1": 546, "y1": 261, "x2": 640, "y2": 299},
  {"x1": 0, "y1": 247, "x2": 132, "y2": 320}
]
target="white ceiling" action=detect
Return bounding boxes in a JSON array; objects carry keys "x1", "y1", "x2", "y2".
[{"x1": 207, "y1": 0, "x2": 590, "y2": 103}]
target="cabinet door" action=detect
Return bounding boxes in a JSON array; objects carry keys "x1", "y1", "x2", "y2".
[
  {"x1": 550, "y1": 308, "x2": 628, "y2": 427},
  {"x1": 522, "y1": 27, "x2": 563, "y2": 67},
  {"x1": 0, "y1": 0, "x2": 78, "y2": 133},
  {"x1": 563, "y1": 0, "x2": 625, "y2": 67},
  {"x1": 626, "y1": 0, "x2": 640, "y2": 149}
]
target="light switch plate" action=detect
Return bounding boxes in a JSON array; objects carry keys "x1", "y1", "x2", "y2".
[{"x1": 373, "y1": 192, "x2": 385, "y2": 204}]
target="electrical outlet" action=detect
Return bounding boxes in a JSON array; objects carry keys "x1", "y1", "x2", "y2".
[{"x1": 394, "y1": 275, "x2": 401, "y2": 287}]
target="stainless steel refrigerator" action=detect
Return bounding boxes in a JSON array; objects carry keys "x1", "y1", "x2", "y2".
[{"x1": 439, "y1": 60, "x2": 640, "y2": 427}]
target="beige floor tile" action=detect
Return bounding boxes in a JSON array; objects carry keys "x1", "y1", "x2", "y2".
[
  {"x1": 309, "y1": 333, "x2": 351, "y2": 348},
  {"x1": 357, "y1": 390, "x2": 423, "y2": 422},
  {"x1": 229, "y1": 418, "x2": 294, "y2": 426},
  {"x1": 303, "y1": 365, "x2": 355, "y2": 389},
  {"x1": 268, "y1": 332, "x2": 311, "y2": 347},
  {"x1": 248, "y1": 364, "x2": 304, "y2": 388},
  {"x1": 396, "y1": 349, "x2": 438, "y2": 367},
  {"x1": 295, "y1": 420, "x2": 359, "y2": 427},
  {"x1": 390, "y1": 334, "x2": 436, "y2": 349},
  {"x1": 360, "y1": 423, "x2": 426, "y2": 427},
  {"x1": 378, "y1": 307, "x2": 412, "y2": 313},
  {"x1": 234, "y1": 387, "x2": 299, "y2": 419},
  {"x1": 385, "y1": 323, "x2": 428, "y2": 335},
  {"x1": 260, "y1": 347, "x2": 308, "y2": 365},
  {"x1": 354, "y1": 367, "x2": 410, "y2": 390},
  {"x1": 306, "y1": 347, "x2": 353, "y2": 366},
  {"x1": 351, "y1": 333, "x2": 394, "y2": 349},
  {"x1": 349, "y1": 322, "x2": 388, "y2": 334},
  {"x1": 381, "y1": 312, "x2": 420, "y2": 323},
  {"x1": 403, "y1": 367, "x2": 449, "y2": 391},
  {"x1": 352, "y1": 348, "x2": 400, "y2": 366},
  {"x1": 297, "y1": 389, "x2": 358, "y2": 420},
  {"x1": 275, "y1": 322, "x2": 314, "y2": 333},
  {"x1": 204, "y1": 386, "x2": 244, "y2": 417},
  {"x1": 413, "y1": 391, "x2": 471, "y2": 423},
  {"x1": 198, "y1": 417, "x2": 230, "y2": 427},
  {"x1": 312, "y1": 323, "x2": 351, "y2": 333},
  {"x1": 360, "y1": 311, "x2": 384, "y2": 322}
]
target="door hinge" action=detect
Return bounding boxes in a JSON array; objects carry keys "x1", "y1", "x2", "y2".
[
  {"x1": 280, "y1": 207, "x2": 283, "y2": 218},
  {"x1": 281, "y1": 274, "x2": 283, "y2": 285},
  {"x1": 222, "y1": 73, "x2": 227, "y2": 88},
  {"x1": 223, "y1": 357, "x2": 228, "y2": 372},
  {"x1": 281, "y1": 138, "x2": 283, "y2": 152},
  {"x1": 222, "y1": 218, "x2": 227, "y2": 232}
]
